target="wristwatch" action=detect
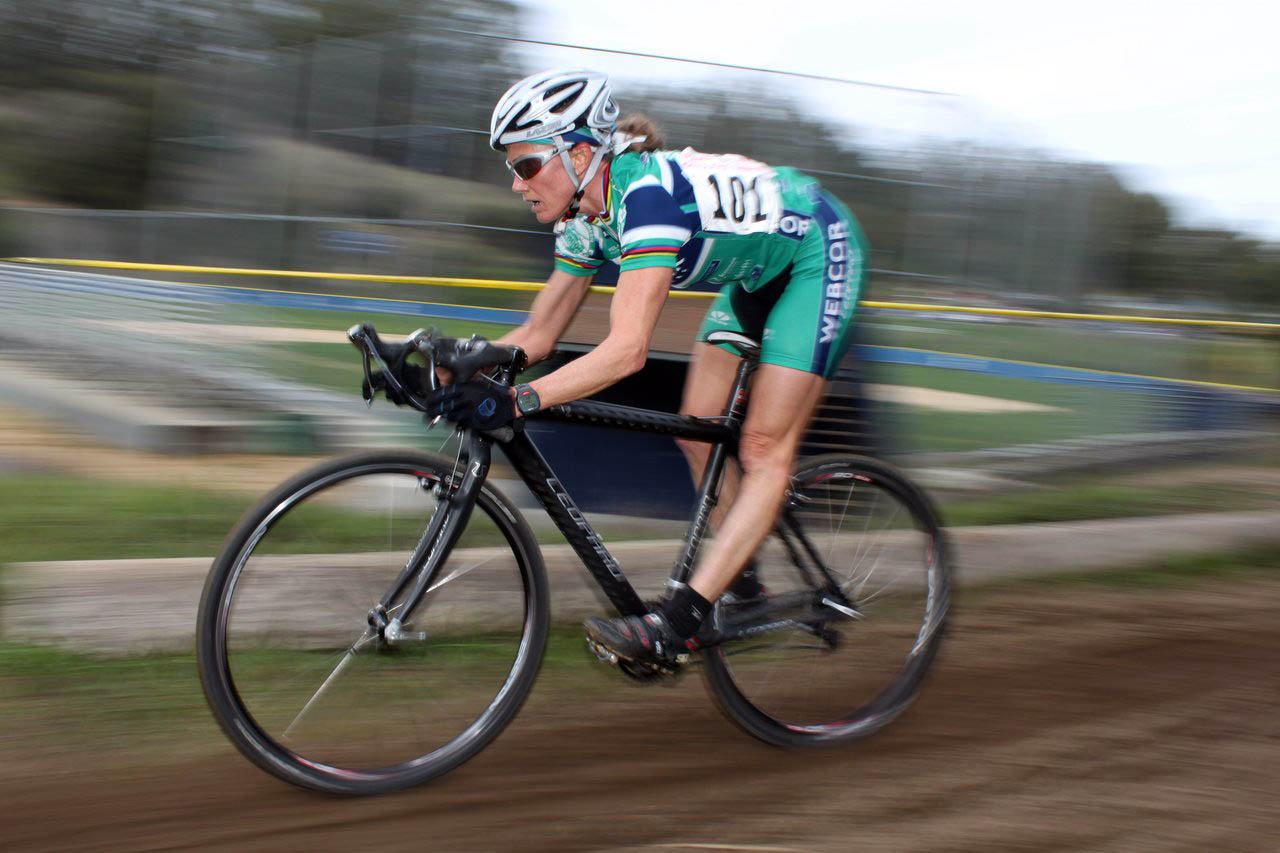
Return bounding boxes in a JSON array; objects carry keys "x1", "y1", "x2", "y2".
[{"x1": 514, "y1": 383, "x2": 541, "y2": 416}]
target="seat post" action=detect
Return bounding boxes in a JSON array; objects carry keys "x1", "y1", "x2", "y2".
[
  {"x1": 723, "y1": 357, "x2": 755, "y2": 424},
  {"x1": 703, "y1": 330, "x2": 762, "y2": 425}
]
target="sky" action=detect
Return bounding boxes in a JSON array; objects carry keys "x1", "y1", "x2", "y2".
[{"x1": 517, "y1": 0, "x2": 1280, "y2": 240}]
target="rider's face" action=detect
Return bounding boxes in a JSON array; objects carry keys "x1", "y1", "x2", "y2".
[{"x1": 506, "y1": 142, "x2": 589, "y2": 223}]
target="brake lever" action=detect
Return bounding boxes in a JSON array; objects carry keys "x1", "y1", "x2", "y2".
[
  {"x1": 408, "y1": 328, "x2": 447, "y2": 393},
  {"x1": 349, "y1": 324, "x2": 425, "y2": 410},
  {"x1": 359, "y1": 350, "x2": 375, "y2": 406},
  {"x1": 349, "y1": 327, "x2": 378, "y2": 407}
]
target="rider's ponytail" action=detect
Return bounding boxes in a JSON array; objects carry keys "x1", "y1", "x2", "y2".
[{"x1": 617, "y1": 114, "x2": 665, "y2": 152}]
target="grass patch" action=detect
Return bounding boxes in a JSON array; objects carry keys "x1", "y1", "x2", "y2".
[
  {"x1": 0, "y1": 626, "x2": 616, "y2": 758},
  {"x1": 0, "y1": 471, "x2": 685, "y2": 564},
  {"x1": 0, "y1": 642, "x2": 216, "y2": 763},
  {"x1": 0, "y1": 474, "x2": 257, "y2": 562},
  {"x1": 0, "y1": 472, "x2": 503, "y2": 562},
  {"x1": 941, "y1": 481, "x2": 1274, "y2": 527}
]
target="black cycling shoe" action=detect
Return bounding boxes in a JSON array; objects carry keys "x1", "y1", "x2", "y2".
[{"x1": 584, "y1": 612, "x2": 686, "y2": 673}]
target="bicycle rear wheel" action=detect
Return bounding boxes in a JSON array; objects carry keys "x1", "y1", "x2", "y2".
[
  {"x1": 702, "y1": 454, "x2": 951, "y2": 747},
  {"x1": 197, "y1": 450, "x2": 548, "y2": 794}
]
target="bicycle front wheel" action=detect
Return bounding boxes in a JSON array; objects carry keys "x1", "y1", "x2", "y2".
[
  {"x1": 197, "y1": 450, "x2": 549, "y2": 794},
  {"x1": 702, "y1": 454, "x2": 951, "y2": 747}
]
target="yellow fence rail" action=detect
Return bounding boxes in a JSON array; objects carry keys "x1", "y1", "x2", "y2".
[{"x1": 7, "y1": 257, "x2": 1280, "y2": 331}]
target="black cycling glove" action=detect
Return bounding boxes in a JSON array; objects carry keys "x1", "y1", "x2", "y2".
[{"x1": 426, "y1": 381, "x2": 514, "y2": 431}]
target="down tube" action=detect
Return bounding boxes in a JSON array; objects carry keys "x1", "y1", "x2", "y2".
[{"x1": 500, "y1": 429, "x2": 648, "y2": 617}]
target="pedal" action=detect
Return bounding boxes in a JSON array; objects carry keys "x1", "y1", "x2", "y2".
[
  {"x1": 618, "y1": 656, "x2": 685, "y2": 682},
  {"x1": 586, "y1": 639, "x2": 619, "y2": 665},
  {"x1": 586, "y1": 638, "x2": 685, "y2": 682}
]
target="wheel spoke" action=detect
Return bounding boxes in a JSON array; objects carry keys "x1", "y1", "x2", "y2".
[
  {"x1": 425, "y1": 553, "x2": 503, "y2": 596},
  {"x1": 826, "y1": 483, "x2": 856, "y2": 564},
  {"x1": 283, "y1": 629, "x2": 376, "y2": 739}
]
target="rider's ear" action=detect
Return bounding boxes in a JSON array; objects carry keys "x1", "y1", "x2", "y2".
[{"x1": 571, "y1": 143, "x2": 593, "y2": 174}]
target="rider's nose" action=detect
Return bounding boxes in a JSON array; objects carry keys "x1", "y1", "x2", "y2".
[{"x1": 511, "y1": 174, "x2": 528, "y2": 193}]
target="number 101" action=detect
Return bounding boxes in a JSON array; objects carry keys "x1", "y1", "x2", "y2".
[{"x1": 707, "y1": 174, "x2": 768, "y2": 225}]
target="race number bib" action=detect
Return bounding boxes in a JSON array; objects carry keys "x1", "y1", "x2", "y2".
[{"x1": 676, "y1": 149, "x2": 782, "y2": 235}]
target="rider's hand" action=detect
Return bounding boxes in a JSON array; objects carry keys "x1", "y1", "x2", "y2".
[{"x1": 426, "y1": 380, "x2": 515, "y2": 431}]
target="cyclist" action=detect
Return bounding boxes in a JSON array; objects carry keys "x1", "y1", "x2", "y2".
[{"x1": 428, "y1": 69, "x2": 869, "y2": 672}]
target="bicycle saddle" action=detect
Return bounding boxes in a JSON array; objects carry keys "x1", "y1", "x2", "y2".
[{"x1": 704, "y1": 331, "x2": 761, "y2": 361}]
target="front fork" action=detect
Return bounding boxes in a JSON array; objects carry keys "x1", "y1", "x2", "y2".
[{"x1": 367, "y1": 431, "x2": 492, "y2": 644}]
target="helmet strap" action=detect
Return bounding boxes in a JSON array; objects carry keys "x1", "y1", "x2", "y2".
[{"x1": 556, "y1": 135, "x2": 612, "y2": 220}]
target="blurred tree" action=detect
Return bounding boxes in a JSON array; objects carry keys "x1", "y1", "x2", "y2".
[
  {"x1": 0, "y1": 207, "x2": 19, "y2": 256},
  {"x1": 0, "y1": 0, "x2": 519, "y2": 209},
  {"x1": 1119, "y1": 192, "x2": 1174, "y2": 296}
]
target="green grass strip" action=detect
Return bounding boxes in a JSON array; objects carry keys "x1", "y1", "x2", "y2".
[{"x1": 942, "y1": 482, "x2": 1271, "y2": 527}]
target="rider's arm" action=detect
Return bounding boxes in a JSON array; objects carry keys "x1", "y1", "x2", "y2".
[
  {"x1": 516, "y1": 265, "x2": 671, "y2": 410},
  {"x1": 497, "y1": 269, "x2": 593, "y2": 365}
]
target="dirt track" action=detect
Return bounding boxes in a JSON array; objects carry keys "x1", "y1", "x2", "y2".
[{"x1": 3, "y1": 575, "x2": 1277, "y2": 851}]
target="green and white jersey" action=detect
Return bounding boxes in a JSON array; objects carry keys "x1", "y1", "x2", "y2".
[{"x1": 553, "y1": 148, "x2": 825, "y2": 292}]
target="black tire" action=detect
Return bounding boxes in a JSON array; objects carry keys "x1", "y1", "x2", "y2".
[
  {"x1": 701, "y1": 453, "x2": 951, "y2": 747},
  {"x1": 197, "y1": 450, "x2": 549, "y2": 795}
]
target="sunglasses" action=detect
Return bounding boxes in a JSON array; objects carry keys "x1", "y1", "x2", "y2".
[{"x1": 504, "y1": 143, "x2": 570, "y2": 182}]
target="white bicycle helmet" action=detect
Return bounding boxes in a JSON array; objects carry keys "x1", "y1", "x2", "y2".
[
  {"x1": 490, "y1": 69, "x2": 624, "y2": 217},
  {"x1": 490, "y1": 69, "x2": 619, "y2": 151}
]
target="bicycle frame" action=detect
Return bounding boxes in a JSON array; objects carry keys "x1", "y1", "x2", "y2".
[
  {"x1": 503, "y1": 357, "x2": 752, "y2": 617},
  {"x1": 378, "y1": 352, "x2": 848, "y2": 641}
]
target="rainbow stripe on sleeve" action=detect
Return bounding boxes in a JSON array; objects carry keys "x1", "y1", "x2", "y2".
[
  {"x1": 554, "y1": 253, "x2": 602, "y2": 273},
  {"x1": 619, "y1": 244, "x2": 681, "y2": 269}
]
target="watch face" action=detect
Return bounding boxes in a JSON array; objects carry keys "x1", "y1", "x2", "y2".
[{"x1": 516, "y1": 385, "x2": 540, "y2": 413}]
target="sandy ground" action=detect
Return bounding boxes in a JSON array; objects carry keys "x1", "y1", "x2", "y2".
[
  {"x1": 0, "y1": 405, "x2": 325, "y2": 495},
  {"x1": 863, "y1": 383, "x2": 1066, "y2": 413},
  {"x1": 1, "y1": 576, "x2": 1276, "y2": 851},
  {"x1": 84, "y1": 320, "x2": 353, "y2": 345}
]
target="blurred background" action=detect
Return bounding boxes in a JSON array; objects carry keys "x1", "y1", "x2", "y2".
[{"x1": 1, "y1": 1, "x2": 1278, "y2": 848}]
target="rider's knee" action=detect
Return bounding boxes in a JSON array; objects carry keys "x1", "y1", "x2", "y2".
[{"x1": 739, "y1": 429, "x2": 792, "y2": 479}]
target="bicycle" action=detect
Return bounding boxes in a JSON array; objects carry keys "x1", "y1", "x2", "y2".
[{"x1": 196, "y1": 324, "x2": 952, "y2": 795}]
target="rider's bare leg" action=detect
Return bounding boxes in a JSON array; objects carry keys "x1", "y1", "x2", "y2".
[
  {"x1": 683, "y1": 363, "x2": 827, "y2": 603},
  {"x1": 676, "y1": 342, "x2": 743, "y2": 525},
  {"x1": 582, "y1": 362, "x2": 826, "y2": 662}
]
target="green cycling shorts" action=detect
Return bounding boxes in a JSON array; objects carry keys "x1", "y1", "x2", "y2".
[{"x1": 697, "y1": 189, "x2": 868, "y2": 378}]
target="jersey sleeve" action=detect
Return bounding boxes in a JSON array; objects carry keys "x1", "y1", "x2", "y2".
[
  {"x1": 553, "y1": 218, "x2": 605, "y2": 277},
  {"x1": 617, "y1": 169, "x2": 694, "y2": 273}
]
